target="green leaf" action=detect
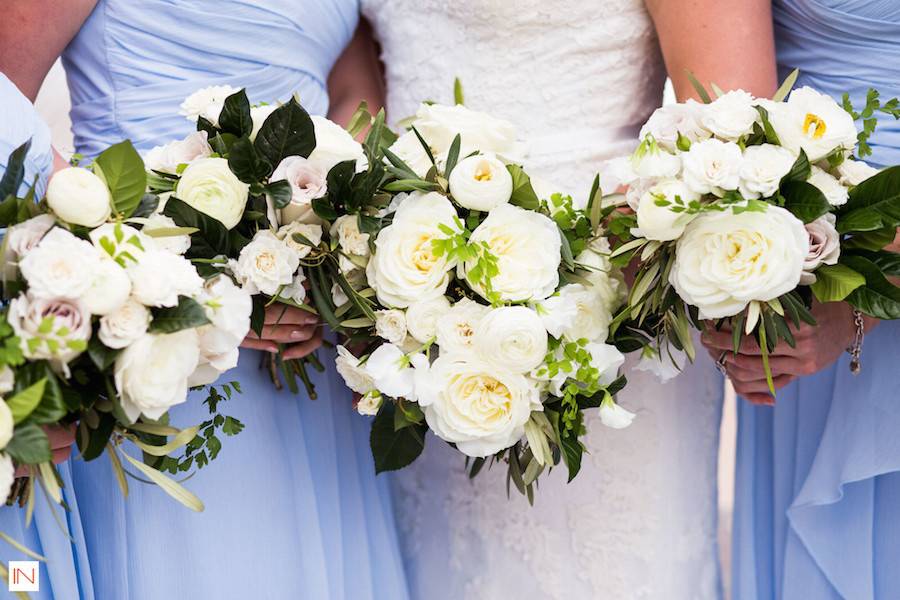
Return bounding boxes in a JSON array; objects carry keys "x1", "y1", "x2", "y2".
[
  {"x1": 755, "y1": 106, "x2": 781, "y2": 145},
  {"x1": 254, "y1": 99, "x2": 316, "y2": 167},
  {"x1": 772, "y1": 68, "x2": 799, "y2": 102},
  {"x1": 5, "y1": 423, "x2": 51, "y2": 465},
  {"x1": 88, "y1": 335, "x2": 121, "y2": 370},
  {"x1": 843, "y1": 227, "x2": 897, "y2": 252},
  {"x1": 686, "y1": 70, "x2": 713, "y2": 104},
  {"x1": 809, "y1": 263, "x2": 866, "y2": 302},
  {"x1": 77, "y1": 411, "x2": 115, "y2": 461},
  {"x1": 227, "y1": 136, "x2": 272, "y2": 183},
  {"x1": 217, "y1": 89, "x2": 252, "y2": 137},
  {"x1": 852, "y1": 250, "x2": 900, "y2": 276},
  {"x1": 781, "y1": 180, "x2": 831, "y2": 223},
  {"x1": 149, "y1": 296, "x2": 212, "y2": 333},
  {"x1": 163, "y1": 197, "x2": 231, "y2": 257},
  {"x1": 780, "y1": 150, "x2": 811, "y2": 186},
  {"x1": 444, "y1": 134, "x2": 462, "y2": 178},
  {"x1": 843, "y1": 254, "x2": 900, "y2": 319},
  {"x1": 264, "y1": 179, "x2": 293, "y2": 209},
  {"x1": 119, "y1": 450, "x2": 204, "y2": 512},
  {"x1": 13, "y1": 363, "x2": 67, "y2": 424},
  {"x1": 94, "y1": 140, "x2": 147, "y2": 218},
  {"x1": 838, "y1": 165, "x2": 900, "y2": 233},
  {"x1": 0, "y1": 140, "x2": 30, "y2": 200},
  {"x1": 506, "y1": 164, "x2": 540, "y2": 210},
  {"x1": 370, "y1": 402, "x2": 426, "y2": 473},
  {"x1": 5, "y1": 379, "x2": 46, "y2": 424},
  {"x1": 453, "y1": 78, "x2": 465, "y2": 105}
]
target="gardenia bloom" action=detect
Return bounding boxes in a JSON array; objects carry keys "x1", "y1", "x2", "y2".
[
  {"x1": 448, "y1": 154, "x2": 513, "y2": 211},
  {"x1": 47, "y1": 167, "x2": 112, "y2": 227},
  {"x1": 463, "y1": 204, "x2": 561, "y2": 302},
  {"x1": 435, "y1": 298, "x2": 490, "y2": 355},
  {"x1": 473, "y1": 306, "x2": 548, "y2": 374},
  {"x1": 232, "y1": 230, "x2": 301, "y2": 296},
  {"x1": 144, "y1": 131, "x2": 212, "y2": 174},
  {"x1": 808, "y1": 166, "x2": 849, "y2": 207},
  {"x1": 364, "y1": 343, "x2": 415, "y2": 399},
  {"x1": 177, "y1": 157, "x2": 249, "y2": 229},
  {"x1": 768, "y1": 86, "x2": 859, "y2": 161},
  {"x1": 632, "y1": 179, "x2": 699, "y2": 241},
  {"x1": 279, "y1": 272, "x2": 308, "y2": 305},
  {"x1": 738, "y1": 144, "x2": 796, "y2": 199},
  {"x1": 405, "y1": 296, "x2": 451, "y2": 344},
  {"x1": 129, "y1": 249, "x2": 204, "y2": 307},
  {"x1": 179, "y1": 85, "x2": 238, "y2": 124},
  {"x1": 701, "y1": 90, "x2": 759, "y2": 140},
  {"x1": 837, "y1": 159, "x2": 879, "y2": 186},
  {"x1": 19, "y1": 227, "x2": 101, "y2": 300},
  {"x1": 8, "y1": 294, "x2": 91, "y2": 367},
  {"x1": 81, "y1": 258, "x2": 132, "y2": 316},
  {"x1": 278, "y1": 221, "x2": 323, "y2": 259},
  {"x1": 335, "y1": 345, "x2": 375, "y2": 395},
  {"x1": 271, "y1": 156, "x2": 328, "y2": 225},
  {"x1": 800, "y1": 214, "x2": 841, "y2": 285},
  {"x1": 670, "y1": 205, "x2": 809, "y2": 319},
  {"x1": 308, "y1": 115, "x2": 367, "y2": 172},
  {"x1": 330, "y1": 215, "x2": 370, "y2": 257},
  {"x1": 99, "y1": 299, "x2": 152, "y2": 349},
  {"x1": 639, "y1": 100, "x2": 709, "y2": 151},
  {"x1": 682, "y1": 138, "x2": 743, "y2": 195}
]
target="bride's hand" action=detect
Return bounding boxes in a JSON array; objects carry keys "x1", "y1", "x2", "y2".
[
  {"x1": 14, "y1": 424, "x2": 76, "y2": 477},
  {"x1": 241, "y1": 304, "x2": 323, "y2": 360}
]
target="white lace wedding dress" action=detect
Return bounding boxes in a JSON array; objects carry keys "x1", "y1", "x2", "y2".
[{"x1": 361, "y1": 1, "x2": 724, "y2": 598}]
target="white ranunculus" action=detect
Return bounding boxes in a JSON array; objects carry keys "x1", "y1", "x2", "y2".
[
  {"x1": 739, "y1": 143, "x2": 796, "y2": 199},
  {"x1": 189, "y1": 275, "x2": 252, "y2": 386},
  {"x1": 682, "y1": 138, "x2": 743, "y2": 195},
  {"x1": 19, "y1": 227, "x2": 101, "y2": 300},
  {"x1": 462, "y1": 204, "x2": 561, "y2": 302},
  {"x1": 701, "y1": 90, "x2": 759, "y2": 141},
  {"x1": 364, "y1": 344, "x2": 415, "y2": 399},
  {"x1": 144, "y1": 131, "x2": 212, "y2": 174},
  {"x1": 335, "y1": 345, "x2": 375, "y2": 394},
  {"x1": 598, "y1": 397, "x2": 636, "y2": 429},
  {"x1": 129, "y1": 249, "x2": 204, "y2": 307},
  {"x1": 249, "y1": 104, "x2": 279, "y2": 142},
  {"x1": 632, "y1": 179, "x2": 699, "y2": 241},
  {"x1": 179, "y1": 85, "x2": 238, "y2": 124},
  {"x1": 115, "y1": 330, "x2": 200, "y2": 421},
  {"x1": 3, "y1": 214, "x2": 55, "y2": 274},
  {"x1": 231, "y1": 230, "x2": 300, "y2": 296},
  {"x1": 411, "y1": 102, "x2": 519, "y2": 160},
  {"x1": 375, "y1": 309, "x2": 408, "y2": 345},
  {"x1": 633, "y1": 343, "x2": 687, "y2": 382},
  {"x1": 800, "y1": 214, "x2": 841, "y2": 285},
  {"x1": 366, "y1": 192, "x2": 460, "y2": 308},
  {"x1": 356, "y1": 391, "x2": 384, "y2": 416},
  {"x1": 435, "y1": 298, "x2": 490, "y2": 355},
  {"x1": 768, "y1": 86, "x2": 858, "y2": 161},
  {"x1": 308, "y1": 115, "x2": 367, "y2": 172},
  {"x1": 448, "y1": 153, "x2": 513, "y2": 211},
  {"x1": 639, "y1": 100, "x2": 710, "y2": 151},
  {"x1": 47, "y1": 167, "x2": 111, "y2": 227},
  {"x1": 0, "y1": 366, "x2": 14, "y2": 395},
  {"x1": 9, "y1": 294, "x2": 91, "y2": 367},
  {"x1": 670, "y1": 206, "x2": 809, "y2": 319},
  {"x1": 0, "y1": 399, "x2": 12, "y2": 449},
  {"x1": 278, "y1": 221, "x2": 323, "y2": 259},
  {"x1": 405, "y1": 296, "x2": 451, "y2": 343},
  {"x1": 271, "y1": 156, "x2": 328, "y2": 225},
  {"x1": 386, "y1": 131, "x2": 438, "y2": 178},
  {"x1": 473, "y1": 306, "x2": 548, "y2": 373},
  {"x1": 177, "y1": 157, "x2": 249, "y2": 229},
  {"x1": 99, "y1": 299, "x2": 151, "y2": 349},
  {"x1": 808, "y1": 166, "x2": 849, "y2": 207},
  {"x1": 142, "y1": 213, "x2": 191, "y2": 255},
  {"x1": 81, "y1": 258, "x2": 132, "y2": 315},
  {"x1": 330, "y1": 215, "x2": 370, "y2": 257},
  {"x1": 837, "y1": 159, "x2": 879, "y2": 187},
  {"x1": 279, "y1": 272, "x2": 308, "y2": 305},
  {"x1": 416, "y1": 354, "x2": 539, "y2": 457},
  {"x1": 0, "y1": 453, "x2": 13, "y2": 500}
]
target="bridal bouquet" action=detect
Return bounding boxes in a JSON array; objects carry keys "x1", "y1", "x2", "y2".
[
  {"x1": 147, "y1": 86, "x2": 369, "y2": 395},
  {"x1": 608, "y1": 72, "x2": 900, "y2": 393},
  {"x1": 0, "y1": 139, "x2": 251, "y2": 517},
  {"x1": 314, "y1": 91, "x2": 635, "y2": 498}
]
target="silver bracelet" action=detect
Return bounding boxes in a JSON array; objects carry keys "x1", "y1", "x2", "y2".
[{"x1": 847, "y1": 309, "x2": 865, "y2": 375}]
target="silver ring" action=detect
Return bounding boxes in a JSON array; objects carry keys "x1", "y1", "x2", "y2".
[{"x1": 715, "y1": 352, "x2": 728, "y2": 376}]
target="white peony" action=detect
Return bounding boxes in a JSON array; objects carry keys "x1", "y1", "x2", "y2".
[
  {"x1": 670, "y1": 205, "x2": 809, "y2": 319},
  {"x1": 271, "y1": 156, "x2": 328, "y2": 225},
  {"x1": 19, "y1": 227, "x2": 102, "y2": 300},
  {"x1": 405, "y1": 296, "x2": 451, "y2": 344},
  {"x1": 808, "y1": 166, "x2": 849, "y2": 207},
  {"x1": 800, "y1": 214, "x2": 841, "y2": 285},
  {"x1": 335, "y1": 345, "x2": 375, "y2": 395},
  {"x1": 0, "y1": 454, "x2": 13, "y2": 500},
  {"x1": 46, "y1": 167, "x2": 111, "y2": 227},
  {"x1": 99, "y1": 299, "x2": 152, "y2": 349},
  {"x1": 189, "y1": 275, "x2": 252, "y2": 386},
  {"x1": 364, "y1": 344, "x2": 415, "y2": 399},
  {"x1": 632, "y1": 179, "x2": 699, "y2": 241},
  {"x1": 142, "y1": 213, "x2": 192, "y2": 255},
  {"x1": 129, "y1": 249, "x2": 204, "y2": 307},
  {"x1": 473, "y1": 306, "x2": 548, "y2": 373},
  {"x1": 768, "y1": 86, "x2": 858, "y2": 161},
  {"x1": 144, "y1": 131, "x2": 212, "y2": 174},
  {"x1": 176, "y1": 157, "x2": 249, "y2": 229},
  {"x1": 0, "y1": 399, "x2": 12, "y2": 449},
  {"x1": 682, "y1": 138, "x2": 743, "y2": 195},
  {"x1": 448, "y1": 154, "x2": 513, "y2": 211},
  {"x1": 837, "y1": 159, "x2": 879, "y2": 187},
  {"x1": 231, "y1": 230, "x2": 300, "y2": 296},
  {"x1": 435, "y1": 298, "x2": 490, "y2": 355},
  {"x1": 639, "y1": 100, "x2": 710, "y2": 151},
  {"x1": 462, "y1": 204, "x2": 561, "y2": 302},
  {"x1": 330, "y1": 215, "x2": 370, "y2": 257},
  {"x1": 308, "y1": 115, "x2": 367, "y2": 172},
  {"x1": 375, "y1": 310, "x2": 408, "y2": 345},
  {"x1": 179, "y1": 85, "x2": 238, "y2": 124},
  {"x1": 701, "y1": 90, "x2": 759, "y2": 140},
  {"x1": 9, "y1": 294, "x2": 91, "y2": 367},
  {"x1": 739, "y1": 144, "x2": 796, "y2": 199},
  {"x1": 278, "y1": 221, "x2": 323, "y2": 259},
  {"x1": 114, "y1": 330, "x2": 200, "y2": 421},
  {"x1": 81, "y1": 258, "x2": 132, "y2": 316}
]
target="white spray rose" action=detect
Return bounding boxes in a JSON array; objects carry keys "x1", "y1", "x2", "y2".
[
  {"x1": 598, "y1": 397, "x2": 636, "y2": 429},
  {"x1": 800, "y1": 214, "x2": 841, "y2": 285},
  {"x1": 81, "y1": 258, "x2": 132, "y2": 316},
  {"x1": 0, "y1": 400, "x2": 12, "y2": 450},
  {"x1": 768, "y1": 86, "x2": 858, "y2": 161},
  {"x1": 142, "y1": 213, "x2": 191, "y2": 255},
  {"x1": 682, "y1": 138, "x2": 743, "y2": 195},
  {"x1": 375, "y1": 310, "x2": 408, "y2": 345},
  {"x1": 434, "y1": 298, "x2": 490, "y2": 355},
  {"x1": 46, "y1": 167, "x2": 111, "y2": 227},
  {"x1": 232, "y1": 230, "x2": 300, "y2": 296},
  {"x1": 473, "y1": 306, "x2": 548, "y2": 374},
  {"x1": 405, "y1": 296, "x2": 451, "y2": 344},
  {"x1": 632, "y1": 179, "x2": 699, "y2": 241},
  {"x1": 364, "y1": 344, "x2": 415, "y2": 399},
  {"x1": 177, "y1": 157, "x2": 249, "y2": 229},
  {"x1": 19, "y1": 228, "x2": 101, "y2": 300},
  {"x1": 0, "y1": 454, "x2": 13, "y2": 500},
  {"x1": 308, "y1": 115, "x2": 367, "y2": 172},
  {"x1": 837, "y1": 159, "x2": 879, "y2": 186},
  {"x1": 330, "y1": 215, "x2": 370, "y2": 257},
  {"x1": 701, "y1": 90, "x2": 759, "y2": 140},
  {"x1": 129, "y1": 249, "x2": 204, "y2": 307},
  {"x1": 639, "y1": 100, "x2": 710, "y2": 151},
  {"x1": 448, "y1": 154, "x2": 513, "y2": 211},
  {"x1": 249, "y1": 104, "x2": 279, "y2": 141},
  {"x1": 9, "y1": 294, "x2": 91, "y2": 367},
  {"x1": 144, "y1": 131, "x2": 212, "y2": 174},
  {"x1": 99, "y1": 299, "x2": 152, "y2": 349},
  {"x1": 738, "y1": 144, "x2": 796, "y2": 199},
  {"x1": 335, "y1": 345, "x2": 375, "y2": 395},
  {"x1": 670, "y1": 206, "x2": 809, "y2": 319},
  {"x1": 808, "y1": 166, "x2": 849, "y2": 207},
  {"x1": 179, "y1": 85, "x2": 238, "y2": 124},
  {"x1": 271, "y1": 156, "x2": 328, "y2": 225},
  {"x1": 278, "y1": 221, "x2": 323, "y2": 259}
]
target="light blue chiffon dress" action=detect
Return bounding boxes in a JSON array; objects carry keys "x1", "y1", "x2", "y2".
[
  {"x1": 0, "y1": 2, "x2": 410, "y2": 599},
  {"x1": 733, "y1": 2, "x2": 900, "y2": 599}
]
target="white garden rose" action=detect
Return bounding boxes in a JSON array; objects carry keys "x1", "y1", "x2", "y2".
[
  {"x1": 0, "y1": 454, "x2": 13, "y2": 500},
  {"x1": 8, "y1": 294, "x2": 91, "y2": 367},
  {"x1": 231, "y1": 230, "x2": 300, "y2": 296},
  {"x1": 129, "y1": 249, "x2": 204, "y2": 307},
  {"x1": 179, "y1": 85, "x2": 238, "y2": 124},
  {"x1": 47, "y1": 167, "x2": 111, "y2": 227},
  {"x1": 632, "y1": 179, "x2": 699, "y2": 241},
  {"x1": 808, "y1": 166, "x2": 849, "y2": 206},
  {"x1": 144, "y1": 131, "x2": 212, "y2": 174},
  {"x1": 598, "y1": 398, "x2": 636, "y2": 429},
  {"x1": 271, "y1": 156, "x2": 328, "y2": 225},
  {"x1": 19, "y1": 227, "x2": 101, "y2": 300},
  {"x1": 800, "y1": 214, "x2": 841, "y2": 285},
  {"x1": 411, "y1": 102, "x2": 519, "y2": 160},
  {"x1": 415, "y1": 354, "x2": 540, "y2": 457},
  {"x1": 335, "y1": 345, "x2": 375, "y2": 395},
  {"x1": 701, "y1": 90, "x2": 759, "y2": 140},
  {"x1": 177, "y1": 157, "x2": 249, "y2": 229},
  {"x1": 768, "y1": 86, "x2": 858, "y2": 161},
  {"x1": 448, "y1": 154, "x2": 513, "y2": 211},
  {"x1": 837, "y1": 159, "x2": 879, "y2": 186},
  {"x1": 375, "y1": 309, "x2": 408, "y2": 345},
  {"x1": 356, "y1": 391, "x2": 383, "y2": 416},
  {"x1": 99, "y1": 299, "x2": 151, "y2": 349},
  {"x1": 0, "y1": 399, "x2": 12, "y2": 450},
  {"x1": 3, "y1": 214, "x2": 55, "y2": 274},
  {"x1": 114, "y1": 330, "x2": 200, "y2": 421},
  {"x1": 278, "y1": 221, "x2": 323, "y2": 258},
  {"x1": 364, "y1": 344, "x2": 415, "y2": 399},
  {"x1": 405, "y1": 296, "x2": 451, "y2": 344},
  {"x1": 639, "y1": 100, "x2": 710, "y2": 151},
  {"x1": 463, "y1": 204, "x2": 561, "y2": 302},
  {"x1": 366, "y1": 192, "x2": 459, "y2": 308},
  {"x1": 81, "y1": 258, "x2": 132, "y2": 315},
  {"x1": 189, "y1": 275, "x2": 252, "y2": 386},
  {"x1": 249, "y1": 103, "x2": 279, "y2": 141},
  {"x1": 473, "y1": 306, "x2": 548, "y2": 373},
  {"x1": 435, "y1": 298, "x2": 490, "y2": 355},
  {"x1": 308, "y1": 115, "x2": 367, "y2": 172},
  {"x1": 682, "y1": 138, "x2": 743, "y2": 195},
  {"x1": 738, "y1": 144, "x2": 796, "y2": 199},
  {"x1": 142, "y1": 213, "x2": 191, "y2": 255},
  {"x1": 330, "y1": 215, "x2": 370, "y2": 257},
  {"x1": 670, "y1": 206, "x2": 809, "y2": 319},
  {"x1": 0, "y1": 366, "x2": 14, "y2": 395}
]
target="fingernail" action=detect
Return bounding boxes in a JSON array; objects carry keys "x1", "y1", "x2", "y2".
[
  {"x1": 267, "y1": 346, "x2": 278, "y2": 354},
  {"x1": 291, "y1": 330, "x2": 306, "y2": 340}
]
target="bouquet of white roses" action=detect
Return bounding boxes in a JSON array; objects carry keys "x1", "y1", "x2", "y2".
[
  {"x1": 606, "y1": 71, "x2": 900, "y2": 393},
  {"x1": 312, "y1": 86, "x2": 637, "y2": 499}
]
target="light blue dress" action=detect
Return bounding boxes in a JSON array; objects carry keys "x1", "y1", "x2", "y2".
[
  {"x1": 733, "y1": 2, "x2": 900, "y2": 599},
  {"x1": 0, "y1": 2, "x2": 410, "y2": 599}
]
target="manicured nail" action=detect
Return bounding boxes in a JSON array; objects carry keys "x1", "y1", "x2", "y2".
[{"x1": 291, "y1": 330, "x2": 306, "y2": 340}]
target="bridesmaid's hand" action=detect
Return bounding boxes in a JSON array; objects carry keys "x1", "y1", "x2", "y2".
[
  {"x1": 14, "y1": 424, "x2": 76, "y2": 477},
  {"x1": 241, "y1": 304, "x2": 323, "y2": 360}
]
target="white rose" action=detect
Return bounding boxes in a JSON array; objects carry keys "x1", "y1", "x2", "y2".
[
  {"x1": 448, "y1": 154, "x2": 513, "y2": 211},
  {"x1": 114, "y1": 330, "x2": 200, "y2": 421},
  {"x1": 3, "y1": 214, "x2": 55, "y2": 274},
  {"x1": 800, "y1": 214, "x2": 841, "y2": 285},
  {"x1": 330, "y1": 215, "x2": 370, "y2": 257},
  {"x1": 598, "y1": 397, "x2": 636, "y2": 430},
  {"x1": 632, "y1": 179, "x2": 699, "y2": 241},
  {"x1": 670, "y1": 206, "x2": 809, "y2": 319},
  {"x1": 701, "y1": 90, "x2": 759, "y2": 140},
  {"x1": 335, "y1": 345, "x2": 375, "y2": 394},
  {"x1": 473, "y1": 306, "x2": 548, "y2": 373},
  {"x1": 416, "y1": 354, "x2": 539, "y2": 457},
  {"x1": 99, "y1": 299, "x2": 151, "y2": 349},
  {"x1": 0, "y1": 366, "x2": 14, "y2": 395},
  {"x1": 308, "y1": 115, "x2": 367, "y2": 172},
  {"x1": 366, "y1": 192, "x2": 460, "y2": 308},
  {"x1": 837, "y1": 159, "x2": 879, "y2": 186},
  {"x1": 189, "y1": 275, "x2": 252, "y2": 386},
  {"x1": 0, "y1": 454, "x2": 13, "y2": 500},
  {"x1": 90, "y1": 223, "x2": 150, "y2": 262},
  {"x1": 19, "y1": 228, "x2": 101, "y2": 300},
  {"x1": 250, "y1": 104, "x2": 279, "y2": 141},
  {"x1": 386, "y1": 131, "x2": 439, "y2": 178},
  {"x1": 232, "y1": 230, "x2": 300, "y2": 296},
  {"x1": 177, "y1": 157, "x2": 249, "y2": 229},
  {"x1": 405, "y1": 296, "x2": 451, "y2": 344},
  {"x1": 179, "y1": 85, "x2": 238, "y2": 124},
  {"x1": 808, "y1": 166, "x2": 849, "y2": 207},
  {"x1": 463, "y1": 204, "x2": 561, "y2": 302},
  {"x1": 9, "y1": 294, "x2": 91, "y2": 366},
  {"x1": 364, "y1": 344, "x2": 415, "y2": 399},
  {"x1": 81, "y1": 258, "x2": 132, "y2": 316},
  {"x1": 142, "y1": 213, "x2": 191, "y2": 254},
  {"x1": 639, "y1": 100, "x2": 710, "y2": 151},
  {"x1": 278, "y1": 221, "x2": 323, "y2": 259},
  {"x1": 631, "y1": 140, "x2": 682, "y2": 179},
  {"x1": 129, "y1": 249, "x2": 204, "y2": 307},
  {"x1": 768, "y1": 86, "x2": 858, "y2": 161},
  {"x1": 279, "y1": 272, "x2": 308, "y2": 305},
  {"x1": 144, "y1": 131, "x2": 212, "y2": 175},
  {"x1": 682, "y1": 138, "x2": 743, "y2": 195},
  {"x1": 356, "y1": 391, "x2": 384, "y2": 416},
  {"x1": 46, "y1": 167, "x2": 111, "y2": 227},
  {"x1": 0, "y1": 400, "x2": 12, "y2": 450},
  {"x1": 412, "y1": 102, "x2": 519, "y2": 160},
  {"x1": 739, "y1": 144, "x2": 796, "y2": 199},
  {"x1": 434, "y1": 298, "x2": 490, "y2": 355},
  {"x1": 271, "y1": 156, "x2": 328, "y2": 225},
  {"x1": 375, "y1": 310, "x2": 408, "y2": 345}
]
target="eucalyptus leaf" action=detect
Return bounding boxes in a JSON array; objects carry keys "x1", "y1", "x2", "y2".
[{"x1": 120, "y1": 450, "x2": 204, "y2": 512}]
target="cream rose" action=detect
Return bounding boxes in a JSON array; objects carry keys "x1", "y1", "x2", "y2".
[
  {"x1": 129, "y1": 249, "x2": 204, "y2": 307},
  {"x1": 99, "y1": 299, "x2": 152, "y2": 349},
  {"x1": 19, "y1": 227, "x2": 101, "y2": 300},
  {"x1": 47, "y1": 167, "x2": 112, "y2": 227},
  {"x1": 639, "y1": 100, "x2": 710, "y2": 151},
  {"x1": 632, "y1": 179, "x2": 699, "y2": 241},
  {"x1": 176, "y1": 157, "x2": 249, "y2": 229},
  {"x1": 448, "y1": 154, "x2": 513, "y2": 211},
  {"x1": 3, "y1": 214, "x2": 55, "y2": 274},
  {"x1": 330, "y1": 215, "x2": 370, "y2": 257},
  {"x1": 189, "y1": 275, "x2": 252, "y2": 386},
  {"x1": 473, "y1": 306, "x2": 548, "y2": 373},
  {"x1": 411, "y1": 102, "x2": 519, "y2": 160},
  {"x1": 81, "y1": 258, "x2": 132, "y2": 316},
  {"x1": 768, "y1": 86, "x2": 858, "y2": 161},
  {"x1": 375, "y1": 309, "x2": 408, "y2": 345},
  {"x1": 434, "y1": 298, "x2": 490, "y2": 355},
  {"x1": 386, "y1": 131, "x2": 438, "y2": 178},
  {"x1": 308, "y1": 115, "x2": 367, "y2": 172},
  {"x1": 231, "y1": 230, "x2": 300, "y2": 296},
  {"x1": 179, "y1": 85, "x2": 238, "y2": 124},
  {"x1": 701, "y1": 90, "x2": 759, "y2": 141},
  {"x1": 682, "y1": 138, "x2": 743, "y2": 195},
  {"x1": 144, "y1": 131, "x2": 212, "y2": 174}
]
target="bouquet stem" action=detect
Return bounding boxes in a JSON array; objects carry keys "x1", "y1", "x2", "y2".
[{"x1": 262, "y1": 351, "x2": 318, "y2": 399}]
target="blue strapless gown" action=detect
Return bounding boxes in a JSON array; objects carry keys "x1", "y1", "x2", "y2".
[
  {"x1": 0, "y1": 2, "x2": 410, "y2": 599},
  {"x1": 733, "y1": 3, "x2": 900, "y2": 599}
]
